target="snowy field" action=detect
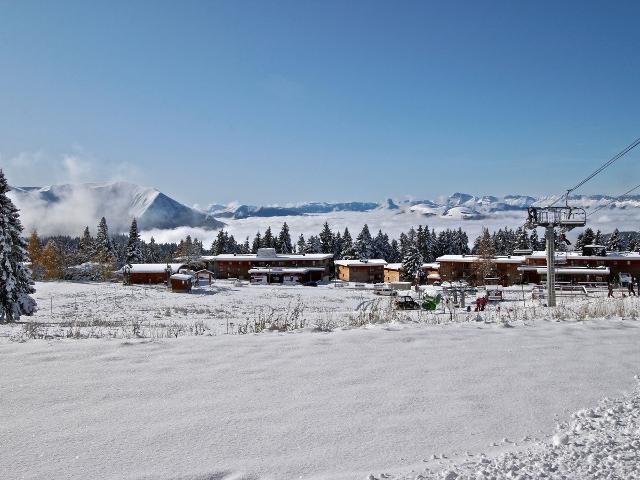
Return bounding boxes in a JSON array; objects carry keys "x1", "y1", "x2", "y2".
[
  {"x1": 0, "y1": 279, "x2": 561, "y2": 341},
  {"x1": 1, "y1": 281, "x2": 640, "y2": 479}
]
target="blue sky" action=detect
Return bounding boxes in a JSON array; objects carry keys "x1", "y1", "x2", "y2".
[{"x1": 1, "y1": 0, "x2": 640, "y2": 206}]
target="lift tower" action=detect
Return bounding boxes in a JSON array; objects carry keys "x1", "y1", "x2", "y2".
[{"x1": 526, "y1": 206, "x2": 586, "y2": 307}]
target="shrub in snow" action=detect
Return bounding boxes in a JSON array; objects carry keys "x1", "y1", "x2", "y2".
[
  {"x1": 18, "y1": 293, "x2": 37, "y2": 316},
  {"x1": 65, "y1": 262, "x2": 108, "y2": 281}
]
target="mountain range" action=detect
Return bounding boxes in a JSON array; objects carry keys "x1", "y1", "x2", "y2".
[
  {"x1": 8, "y1": 181, "x2": 640, "y2": 236},
  {"x1": 206, "y1": 191, "x2": 637, "y2": 221}
]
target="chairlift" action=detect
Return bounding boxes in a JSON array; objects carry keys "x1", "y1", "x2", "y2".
[{"x1": 526, "y1": 206, "x2": 586, "y2": 230}]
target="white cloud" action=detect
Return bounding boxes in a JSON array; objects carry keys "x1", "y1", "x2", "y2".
[{"x1": 1, "y1": 147, "x2": 141, "y2": 187}]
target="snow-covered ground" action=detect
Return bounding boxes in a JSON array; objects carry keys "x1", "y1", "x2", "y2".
[{"x1": 1, "y1": 281, "x2": 639, "y2": 479}]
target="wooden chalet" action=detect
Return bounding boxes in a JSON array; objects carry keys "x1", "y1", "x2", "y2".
[
  {"x1": 383, "y1": 263, "x2": 403, "y2": 283},
  {"x1": 122, "y1": 263, "x2": 186, "y2": 285},
  {"x1": 335, "y1": 259, "x2": 387, "y2": 283},
  {"x1": 170, "y1": 273, "x2": 193, "y2": 293},
  {"x1": 436, "y1": 254, "x2": 525, "y2": 286}
]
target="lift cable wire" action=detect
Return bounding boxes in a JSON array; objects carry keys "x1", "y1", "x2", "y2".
[
  {"x1": 548, "y1": 136, "x2": 640, "y2": 207},
  {"x1": 586, "y1": 182, "x2": 640, "y2": 218}
]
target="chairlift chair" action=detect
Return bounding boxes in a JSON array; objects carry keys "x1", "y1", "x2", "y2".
[{"x1": 526, "y1": 206, "x2": 586, "y2": 230}]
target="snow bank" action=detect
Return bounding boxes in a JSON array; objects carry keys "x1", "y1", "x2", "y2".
[{"x1": 383, "y1": 378, "x2": 640, "y2": 479}]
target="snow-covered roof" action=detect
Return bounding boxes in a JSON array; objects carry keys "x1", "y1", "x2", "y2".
[
  {"x1": 122, "y1": 263, "x2": 185, "y2": 273},
  {"x1": 436, "y1": 255, "x2": 525, "y2": 264},
  {"x1": 427, "y1": 273, "x2": 441, "y2": 279},
  {"x1": 527, "y1": 250, "x2": 640, "y2": 260},
  {"x1": 170, "y1": 273, "x2": 193, "y2": 281},
  {"x1": 202, "y1": 253, "x2": 333, "y2": 262},
  {"x1": 535, "y1": 267, "x2": 610, "y2": 276},
  {"x1": 384, "y1": 263, "x2": 403, "y2": 271},
  {"x1": 248, "y1": 267, "x2": 325, "y2": 274},
  {"x1": 334, "y1": 259, "x2": 387, "y2": 267},
  {"x1": 422, "y1": 262, "x2": 440, "y2": 270}
]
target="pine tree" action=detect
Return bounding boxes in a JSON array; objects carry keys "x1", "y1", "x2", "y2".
[
  {"x1": 401, "y1": 242, "x2": 423, "y2": 282},
  {"x1": 262, "y1": 227, "x2": 275, "y2": 249},
  {"x1": 594, "y1": 229, "x2": 603, "y2": 245},
  {"x1": 306, "y1": 235, "x2": 322, "y2": 253},
  {"x1": 373, "y1": 230, "x2": 391, "y2": 261},
  {"x1": 332, "y1": 232, "x2": 342, "y2": 258},
  {"x1": 146, "y1": 237, "x2": 160, "y2": 262},
  {"x1": 0, "y1": 170, "x2": 36, "y2": 321},
  {"x1": 340, "y1": 228, "x2": 355, "y2": 258},
  {"x1": 212, "y1": 230, "x2": 227, "y2": 255},
  {"x1": 296, "y1": 234, "x2": 307, "y2": 254},
  {"x1": 455, "y1": 228, "x2": 470, "y2": 255},
  {"x1": 319, "y1": 222, "x2": 334, "y2": 254},
  {"x1": 581, "y1": 227, "x2": 595, "y2": 247},
  {"x1": 242, "y1": 237, "x2": 250, "y2": 254},
  {"x1": 27, "y1": 231, "x2": 44, "y2": 280},
  {"x1": 251, "y1": 232, "x2": 262, "y2": 254},
  {"x1": 276, "y1": 222, "x2": 293, "y2": 253},
  {"x1": 389, "y1": 239, "x2": 402, "y2": 263},
  {"x1": 354, "y1": 224, "x2": 374, "y2": 259},
  {"x1": 125, "y1": 218, "x2": 143, "y2": 264},
  {"x1": 94, "y1": 217, "x2": 115, "y2": 264},
  {"x1": 78, "y1": 226, "x2": 94, "y2": 262},
  {"x1": 607, "y1": 228, "x2": 622, "y2": 252}
]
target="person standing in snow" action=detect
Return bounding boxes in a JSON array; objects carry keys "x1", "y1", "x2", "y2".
[
  {"x1": 608, "y1": 283, "x2": 614, "y2": 298},
  {"x1": 628, "y1": 280, "x2": 636, "y2": 297}
]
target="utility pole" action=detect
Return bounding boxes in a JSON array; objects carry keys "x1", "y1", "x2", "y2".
[{"x1": 546, "y1": 226, "x2": 556, "y2": 307}]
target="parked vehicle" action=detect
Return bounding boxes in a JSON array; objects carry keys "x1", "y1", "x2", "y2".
[
  {"x1": 374, "y1": 283, "x2": 397, "y2": 296},
  {"x1": 303, "y1": 281, "x2": 318, "y2": 287},
  {"x1": 395, "y1": 295, "x2": 421, "y2": 310}
]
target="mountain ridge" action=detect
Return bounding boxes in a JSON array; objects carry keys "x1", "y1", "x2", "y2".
[{"x1": 9, "y1": 181, "x2": 224, "y2": 235}]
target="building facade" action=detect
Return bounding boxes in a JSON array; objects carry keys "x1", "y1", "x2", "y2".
[
  {"x1": 203, "y1": 248, "x2": 334, "y2": 281},
  {"x1": 518, "y1": 246, "x2": 640, "y2": 284},
  {"x1": 436, "y1": 255, "x2": 525, "y2": 286},
  {"x1": 383, "y1": 263, "x2": 403, "y2": 283},
  {"x1": 437, "y1": 247, "x2": 640, "y2": 286},
  {"x1": 335, "y1": 259, "x2": 387, "y2": 283}
]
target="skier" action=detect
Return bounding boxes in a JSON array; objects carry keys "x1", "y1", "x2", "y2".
[
  {"x1": 629, "y1": 279, "x2": 636, "y2": 297},
  {"x1": 608, "y1": 283, "x2": 614, "y2": 298}
]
